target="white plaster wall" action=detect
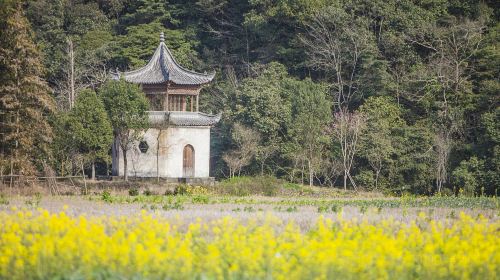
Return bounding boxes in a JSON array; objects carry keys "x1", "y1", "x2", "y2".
[{"x1": 114, "y1": 126, "x2": 211, "y2": 178}]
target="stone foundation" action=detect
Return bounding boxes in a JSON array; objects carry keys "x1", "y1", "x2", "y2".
[{"x1": 110, "y1": 176, "x2": 216, "y2": 186}]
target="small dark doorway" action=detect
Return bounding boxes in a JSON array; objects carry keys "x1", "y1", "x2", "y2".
[{"x1": 183, "y1": 144, "x2": 195, "y2": 177}]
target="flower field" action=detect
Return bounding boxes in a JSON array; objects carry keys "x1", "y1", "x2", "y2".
[{"x1": 1, "y1": 208, "x2": 498, "y2": 280}]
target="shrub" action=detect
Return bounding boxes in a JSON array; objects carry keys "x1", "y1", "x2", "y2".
[
  {"x1": 317, "y1": 205, "x2": 328, "y2": 213},
  {"x1": 217, "y1": 176, "x2": 282, "y2": 196},
  {"x1": 25, "y1": 193, "x2": 42, "y2": 208},
  {"x1": 128, "y1": 188, "x2": 139, "y2": 196},
  {"x1": 186, "y1": 186, "x2": 210, "y2": 195},
  {"x1": 162, "y1": 201, "x2": 184, "y2": 210},
  {"x1": 174, "y1": 184, "x2": 189, "y2": 195},
  {"x1": 0, "y1": 194, "x2": 8, "y2": 205},
  {"x1": 451, "y1": 157, "x2": 485, "y2": 196},
  {"x1": 191, "y1": 195, "x2": 209, "y2": 204},
  {"x1": 283, "y1": 182, "x2": 302, "y2": 190},
  {"x1": 354, "y1": 170, "x2": 375, "y2": 190},
  {"x1": 164, "y1": 188, "x2": 175, "y2": 196},
  {"x1": 143, "y1": 189, "x2": 154, "y2": 196},
  {"x1": 101, "y1": 191, "x2": 112, "y2": 203},
  {"x1": 331, "y1": 204, "x2": 342, "y2": 213}
]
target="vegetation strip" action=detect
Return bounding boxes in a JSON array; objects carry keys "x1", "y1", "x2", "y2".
[{"x1": 89, "y1": 192, "x2": 500, "y2": 209}]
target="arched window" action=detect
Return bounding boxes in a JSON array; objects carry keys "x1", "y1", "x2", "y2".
[{"x1": 183, "y1": 145, "x2": 195, "y2": 177}]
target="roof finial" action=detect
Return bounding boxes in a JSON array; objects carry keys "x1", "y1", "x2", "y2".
[{"x1": 160, "y1": 32, "x2": 165, "y2": 43}]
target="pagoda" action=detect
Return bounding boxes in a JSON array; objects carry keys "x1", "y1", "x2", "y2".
[{"x1": 111, "y1": 32, "x2": 220, "y2": 182}]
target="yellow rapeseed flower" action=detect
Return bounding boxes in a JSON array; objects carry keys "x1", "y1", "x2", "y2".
[{"x1": 0, "y1": 209, "x2": 498, "y2": 279}]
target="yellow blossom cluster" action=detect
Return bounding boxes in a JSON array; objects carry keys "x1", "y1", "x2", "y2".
[{"x1": 0, "y1": 209, "x2": 498, "y2": 279}]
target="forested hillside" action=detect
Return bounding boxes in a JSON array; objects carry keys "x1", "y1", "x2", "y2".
[{"x1": 0, "y1": 0, "x2": 498, "y2": 195}]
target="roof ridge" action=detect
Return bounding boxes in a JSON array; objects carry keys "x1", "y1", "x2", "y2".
[
  {"x1": 160, "y1": 42, "x2": 215, "y2": 79},
  {"x1": 148, "y1": 111, "x2": 221, "y2": 127},
  {"x1": 118, "y1": 35, "x2": 215, "y2": 85}
]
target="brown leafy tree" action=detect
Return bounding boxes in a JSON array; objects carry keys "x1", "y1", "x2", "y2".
[{"x1": 0, "y1": 1, "x2": 55, "y2": 176}]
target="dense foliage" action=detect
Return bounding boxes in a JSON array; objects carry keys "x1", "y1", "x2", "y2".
[
  {"x1": 0, "y1": 0, "x2": 55, "y2": 175},
  {"x1": 100, "y1": 79, "x2": 149, "y2": 181},
  {"x1": 0, "y1": 0, "x2": 498, "y2": 194}
]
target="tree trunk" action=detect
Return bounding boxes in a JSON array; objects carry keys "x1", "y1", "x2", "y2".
[
  {"x1": 374, "y1": 168, "x2": 380, "y2": 189},
  {"x1": 91, "y1": 162, "x2": 96, "y2": 181},
  {"x1": 301, "y1": 162, "x2": 305, "y2": 186},
  {"x1": 156, "y1": 150, "x2": 160, "y2": 183},
  {"x1": 308, "y1": 160, "x2": 313, "y2": 187},
  {"x1": 68, "y1": 38, "x2": 75, "y2": 109},
  {"x1": 156, "y1": 136, "x2": 160, "y2": 183},
  {"x1": 344, "y1": 169, "x2": 347, "y2": 190},
  {"x1": 9, "y1": 159, "x2": 13, "y2": 193},
  {"x1": 123, "y1": 148, "x2": 128, "y2": 181},
  {"x1": 81, "y1": 161, "x2": 87, "y2": 194}
]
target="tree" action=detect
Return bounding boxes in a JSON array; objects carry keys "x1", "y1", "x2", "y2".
[
  {"x1": 100, "y1": 79, "x2": 149, "y2": 181},
  {"x1": 226, "y1": 62, "x2": 292, "y2": 175},
  {"x1": 301, "y1": 5, "x2": 376, "y2": 108},
  {"x1": 114, "y1": 21, "x2": 201, "y2": 69},
  {"x1": 234, "y1": 62, "x2": 291, "y2": 137},
  {"x1": 0, "y1": 1, "x2": 55, "y2": 175},
  {"x1": 478, "y1": 108, "x2": 500, "y2": 195},
  {"x1": 331, "y1": 109, "x2": 365, "y2": 190},
  {"x1": 50, "y1": 112, "x2": 76, "y2": 176},
  {"x1": 285, "y1": 78, "x2": 332, "y2": 186},
  {"x1": 154, "y1": 113, "x2": 170, "y2": 182},
  {"x1": 26, "y1": 0, "x2": 110, "y2": 109},
  {"x1": 358, "y1": 97, "x2": 404, "y2": 189},
  {"x1": 391, "y1": 122, "x2": 435, "y2": 195},
  {"x1": 469, "y1": 23, "x2": 500, "y2": 195},
  {"x1": 408, "y1": 16, "x2": 486, "y2": 193},
  {"x1": 222, "y1": 123, "x2": 261, "y2": 178},
  {"x1": 451, "y1": 156, "x2": 485, "y2": 196},
  {"x1": 68, "y1": 89, "x2": 113, "y2": 180}
]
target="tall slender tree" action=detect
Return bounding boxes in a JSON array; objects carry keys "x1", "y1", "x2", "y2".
[{"x1": 0, "y1": 0, "x2": 55, "y2": 175}]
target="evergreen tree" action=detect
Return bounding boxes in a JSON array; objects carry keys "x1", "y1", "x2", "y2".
[
  {"x1": 0, "y1": 0, "x2": 55, "y2": 175},
  {"x1": 68, "y1": 89, "x2": 113, "y2": 180}
]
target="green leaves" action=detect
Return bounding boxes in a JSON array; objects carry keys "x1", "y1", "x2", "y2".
[
  {"x1": 68, "y1": 89, "x2": 113, "y2": 162},
  {"x1": 113, "y1": 21, "x2": 200, "y2": 69},
  {"x1": 99, "y1": 79, "x2": 149, "y2": 180},
  {"x1": 99, "y1": 79, "x2": 149, "y2": 134},
  {"x1": 235, "y1": 62, "x2": 292, "y2": 138}
]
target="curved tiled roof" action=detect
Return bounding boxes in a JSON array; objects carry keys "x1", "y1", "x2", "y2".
[
  {"x1": 116, "y1": 33, "x2": 215, "y2": 85},
  {"x1": 149, "y1": 111, "x2": 221, "y2": 127}
]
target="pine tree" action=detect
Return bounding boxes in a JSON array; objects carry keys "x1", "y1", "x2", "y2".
[{"x1": 0, "y1": 1, "x2": 55, "y2": 175}]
